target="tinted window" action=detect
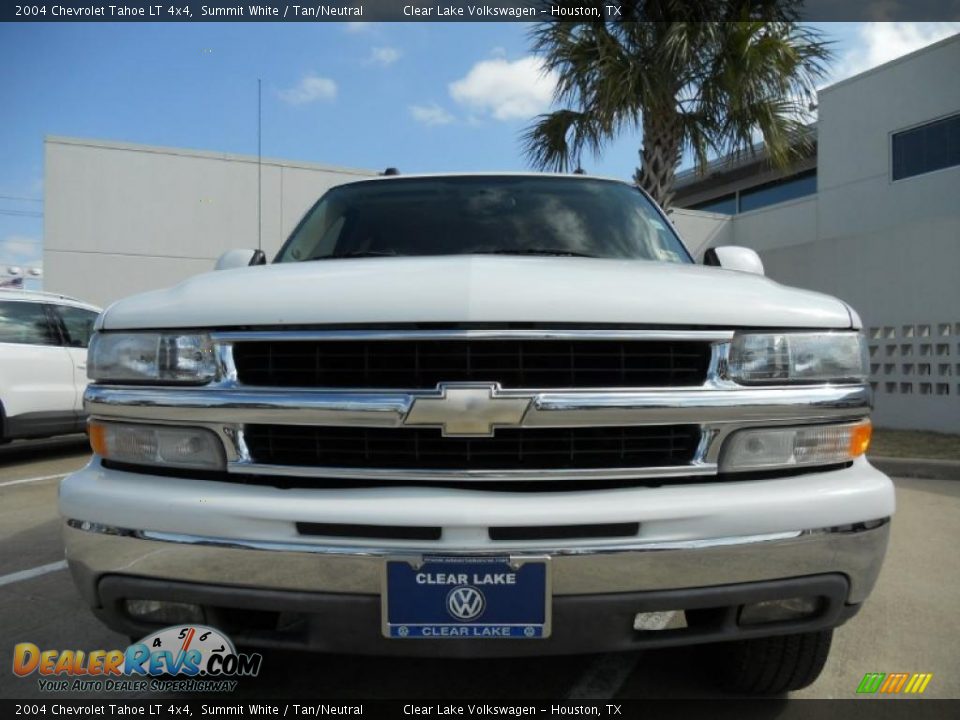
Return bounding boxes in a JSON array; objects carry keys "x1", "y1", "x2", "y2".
[
  {"x1": 276, "y1": 176, "x2": 691, "y2": 264},
  {"x1": 691, "y1": 194, "x2": 737, "y2": 215},
  {"x1": 0, "y1": 301, "x2": 58, "y2": 346},
  {"x1": 892, "y1": 114, "x2": 960, "y2": 181},
  {"x1": 738, "y1": 170, "x2": 817, "y2": 213},
  {"x1": 56, "y1": 306, "x2": 99, "y2": 348}
]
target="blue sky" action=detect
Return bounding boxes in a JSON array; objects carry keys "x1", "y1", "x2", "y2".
[{"x1": 1, "y1": 20, "x2": 958, "y2": 286}]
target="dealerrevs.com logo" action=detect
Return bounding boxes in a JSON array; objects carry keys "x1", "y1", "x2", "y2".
[{"x1": 13, "y1": 625, "x2": 262, "y2": 693}]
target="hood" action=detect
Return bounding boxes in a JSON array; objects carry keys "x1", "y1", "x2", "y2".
[{"x1": 99, "y1": 255, "x2": 852, "y2": 330}]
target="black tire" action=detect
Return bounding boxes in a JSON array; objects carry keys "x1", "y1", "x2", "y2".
[{"x1": 715, "y1": 629, "x2": 833, "y2": 695}]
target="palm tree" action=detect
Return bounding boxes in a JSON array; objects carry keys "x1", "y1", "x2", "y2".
[{"x1": 523, "y1": 1, "x2": 833, "y2": 211}]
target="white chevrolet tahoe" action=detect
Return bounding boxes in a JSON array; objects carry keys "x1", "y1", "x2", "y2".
[{"x1": 61, "y1": 174, "x2": 894, "y2": 694}]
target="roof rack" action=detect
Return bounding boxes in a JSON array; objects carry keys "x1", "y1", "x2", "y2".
[
  {"x1": 0, "y1": 287, "x2": 86, "y2": 304},
  {"x1": 381, "y1": 167, "x2": 400, "y2": 176}
]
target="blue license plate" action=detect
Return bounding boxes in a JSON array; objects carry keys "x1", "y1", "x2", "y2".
[{"x1": 383, "y1": 556, "x2": 550, "y2": 639}]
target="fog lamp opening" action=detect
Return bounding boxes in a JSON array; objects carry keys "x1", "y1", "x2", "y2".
[
  {"x1": 738, "y1": 597, "x2": 823, "y2": 626},
  {"x1": 633, "y1": 610, "x2": 687, "y2": 632},
  {"x1": 125, "y1": 599, "x2": 205, "y2": 625}
]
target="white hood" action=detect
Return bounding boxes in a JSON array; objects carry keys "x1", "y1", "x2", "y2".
[{"x1": 100, "y1": 255, "x2": 853, "y2": 330}]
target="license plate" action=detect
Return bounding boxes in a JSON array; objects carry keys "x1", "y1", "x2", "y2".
[{"x1": 382, "y1": 556, "x2": 550, "y2": 639}]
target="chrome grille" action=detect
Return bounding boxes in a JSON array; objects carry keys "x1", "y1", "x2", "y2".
[{"x1": 84, "y1": 327, "x2": 875, "y2": 484}]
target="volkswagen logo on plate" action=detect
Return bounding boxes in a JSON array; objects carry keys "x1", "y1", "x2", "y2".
[{"x1": 446, "y1": 585, "x2": 486, "y2": 622}]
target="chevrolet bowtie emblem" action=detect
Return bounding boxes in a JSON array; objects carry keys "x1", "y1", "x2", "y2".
[{"x1": 404, "y1": 383, "x2": 533, "y2": 437}]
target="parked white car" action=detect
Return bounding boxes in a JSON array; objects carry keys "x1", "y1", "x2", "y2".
[
  {"x1": 0, "y1": 289, "x2": 100, "y2": 442},
  {"x1": 61, "y1": 174, "x2": 894, "y2": 694}
]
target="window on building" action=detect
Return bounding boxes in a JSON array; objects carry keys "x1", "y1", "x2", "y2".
[
  {"x1": 892, "y1": 113, "x2": 960, "y2": 181},
  {"x1": 687, "y1": 170, "x2": 817, "y2": 216},
  {"x1": 690, "y1": 194, "x2": 737, "y2": 215},
  {"x1": 738, "y1": 170, "x2": 817, "y2": 213}
]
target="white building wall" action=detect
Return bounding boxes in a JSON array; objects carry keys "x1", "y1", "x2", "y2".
[
  {"x1": 44, "y1": 137, "x2": 375, "y2": 308},
  {"x1": 681, "y1": 34, "x2": 960, "y2": 433},
  {"x1": 669, "y1": 208, "x2": 733, "y2": 257}
]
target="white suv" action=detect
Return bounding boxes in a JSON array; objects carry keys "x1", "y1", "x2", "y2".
[
  {"x1": 62, "y1": 174, "x2": 893, "y2": 694},
  {"x1": 0, "y1": 289, "x2": 100, "y2": 442}
]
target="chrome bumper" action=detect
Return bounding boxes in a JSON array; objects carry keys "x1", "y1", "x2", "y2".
[
  {"x1": 65, "y1": 519, "x2": 890, "y2": 609},
  {"x1": 83, "y1": 382, "x2": 872, "y2": 482}
]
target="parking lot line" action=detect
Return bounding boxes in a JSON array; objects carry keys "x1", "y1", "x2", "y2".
[
  {"x1": 566, "y1": 652, "x2": 641, "y2": 699},
  {"x1": 0, "y1": 560, "x2": 68, "y2": 588},
  {"x1": 0, "y1": 473, "x2": 66, "y2": 488}
]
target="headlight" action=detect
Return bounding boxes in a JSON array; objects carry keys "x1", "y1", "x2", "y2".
[
  {"x1": 89, "y1": 421, "x2": 225, "y2": 471},
  {"x1": 728, "y1": 332, "x2": 867, "y2": 384},
  {"x1": 721, "y1": 420, "x2": 872, "y2": 472},
  {"x1": 88, "y1": 332, "x2": 216, "y2": 384}
]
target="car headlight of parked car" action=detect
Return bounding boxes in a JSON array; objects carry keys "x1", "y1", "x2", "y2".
[
  {"x1": 728, "y1": 332, "x2": 867, "y2": 384},
  {"x1": 88, "y1": 332, "x2": 216, "y2": 384}
]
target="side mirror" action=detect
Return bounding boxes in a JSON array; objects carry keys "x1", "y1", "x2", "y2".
[
  {"x1": 215, "y1": 249, "x2": 267, "y2": 271},
  {"x1": 703, "y1": 246, "x2": 764, "y2": 276}
]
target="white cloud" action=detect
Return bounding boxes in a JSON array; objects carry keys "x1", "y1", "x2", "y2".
[
  {"x1": 367, "y1": 46, "x2": 401, "y2": 67},
  {"x1": 449, "y1": 56, "x2": 557, "y2": 121},
  {"x1": 409, "y1": 103, "x2": 455, "y2": 126},
  {"x1": 344, "y1": 22, "x2": 371, "y2": 33},
  {"x1": 0, "y1": 234, "x2": 42, "y2": 266},
  {"x1": 278, "y1": 74, "x2": 337, "y2": 105},
  {"x1": 832, "y1": 23, "x2": 960, "y2": 83},
  {"x1": 490, "y1": 46, "x2": 507, "y2": 58}
]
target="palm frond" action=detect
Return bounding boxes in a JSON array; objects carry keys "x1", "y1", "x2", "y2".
[
  {"x1": 522, "y1": 4, "x2": 834, "y2": 198},
  {"x1": 521, "y1": 110, "x2": 608, "y2": 172}
]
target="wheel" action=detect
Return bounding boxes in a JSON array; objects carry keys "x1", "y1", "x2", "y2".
[{"x1": 715, "y1": 629, "x2": 833, "y2": 695}]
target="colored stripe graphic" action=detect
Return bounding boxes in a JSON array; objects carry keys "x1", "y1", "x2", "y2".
[
  {"x1": 880, "y1": 672, "x2": 910, "y2": 693},
  {"x1": 857, "y1": 673, "x2": 885, "y2": 693},
  {"x1": 905, "y1": 673, "x2": 933, "y2": 694},
  {"x1": 858, "y1": 672, "x2": 932, "y2": 695}
]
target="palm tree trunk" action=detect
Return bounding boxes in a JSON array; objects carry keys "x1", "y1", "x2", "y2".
[{"x1": 633, "y1": 112, "x2": 684, "y2": 213}]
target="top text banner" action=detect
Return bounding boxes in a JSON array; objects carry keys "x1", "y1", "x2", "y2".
[{"x1": 6, "y1": 0, "x2": 960, "y2": 22}]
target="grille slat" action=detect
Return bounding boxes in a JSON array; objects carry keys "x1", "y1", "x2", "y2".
[
  {"x1": 233, "y1": 339, "x2": 710, "y2": 389},
  {"x1": 244, "y1": 425, "x2": 700, "y2": 471}
]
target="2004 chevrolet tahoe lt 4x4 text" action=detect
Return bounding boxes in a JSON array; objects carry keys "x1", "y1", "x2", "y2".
[{"x1": 61, "y1": 174, "x2": 894, "y2": 694}]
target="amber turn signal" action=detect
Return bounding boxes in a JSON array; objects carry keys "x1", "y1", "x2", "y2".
[
  {"x1": 88, "y1": 421, "x2": 108, "y2": 457},
  {"x1": 849, "y1": 420, "x2": 872, "y2": 457}
]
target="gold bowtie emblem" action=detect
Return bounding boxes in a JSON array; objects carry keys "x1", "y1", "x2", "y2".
[{"x1": 404, "y1": 384, "x2": 532, "y2": 437}]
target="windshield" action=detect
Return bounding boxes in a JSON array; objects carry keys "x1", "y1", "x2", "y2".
[{"x1": 274, "y1": 176, "x2": 692, "y2": 264}]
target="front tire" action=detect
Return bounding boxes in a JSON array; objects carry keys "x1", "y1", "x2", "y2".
[{"x1": 715, "y1": 629, "x2": 833, "y2": 695}]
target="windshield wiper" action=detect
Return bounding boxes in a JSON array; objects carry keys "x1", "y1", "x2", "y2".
[
  {"x1": 471, "y1": 249, "x2": 599, "y2": 258},
  {"x1": 317, "y1": 251, "x2": 400, "y2": 260},
  {"x1": 315, "y1": 249, "x2": 600, "y2": 260}
]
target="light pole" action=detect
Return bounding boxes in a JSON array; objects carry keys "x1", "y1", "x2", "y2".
[{"x1": 1, "y1": 265, "x2": 42, "y2": 289}]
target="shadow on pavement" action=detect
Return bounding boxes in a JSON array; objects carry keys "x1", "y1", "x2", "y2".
[{"x1": 0, "y1": 435, "x2": 90, "y2": 468}]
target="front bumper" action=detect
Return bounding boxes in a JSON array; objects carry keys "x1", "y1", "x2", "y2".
[
  {"x1": 92, "y1": 573, "x2": 863, "y2": 657},
  {"x1": 61, "y1": 458, "x2": 894, "y2": 655},
  {"x1": 65, "y1": 522, "x2": 887, "y2": 656}
]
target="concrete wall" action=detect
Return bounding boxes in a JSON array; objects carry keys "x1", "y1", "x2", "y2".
[
  {"x1": 44, "y1": 137, "x2": 375, "y2": 307},
  {"x1": 669, "y1": 208, "x2": 733, "y2": 258}
]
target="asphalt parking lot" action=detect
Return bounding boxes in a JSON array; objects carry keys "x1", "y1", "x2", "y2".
[{"x1": 1, "y1": 438, "x2": 958, "y2": 700}]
